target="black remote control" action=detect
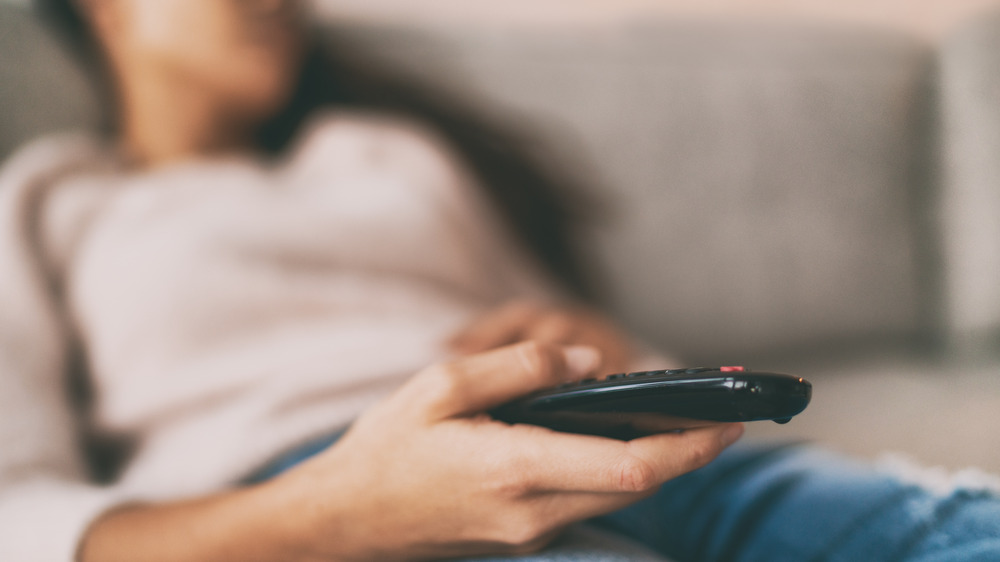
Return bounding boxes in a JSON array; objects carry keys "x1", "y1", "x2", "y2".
[{"x1": 490, "y1": 367, "x2": 811, "y2": 440}]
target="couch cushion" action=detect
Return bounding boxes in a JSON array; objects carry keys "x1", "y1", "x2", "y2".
[
  {"x1": 940, "y1": 9, "x2": 1000, "y2": 356},
  {"x1": 0, "y1": 4, "x2": 100, "y2": 163},
  {"x1": 325, "y1": 22, "x2": 937, "y2": 361}
]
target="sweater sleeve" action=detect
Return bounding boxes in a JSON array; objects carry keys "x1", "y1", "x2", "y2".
[{"x1": 0, "y1": 136, "x2": 131, "y2": 561}]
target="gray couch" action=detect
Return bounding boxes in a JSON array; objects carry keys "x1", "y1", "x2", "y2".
[{"x1": 2, "y1": 4, "x2": 999, "y2": 470}]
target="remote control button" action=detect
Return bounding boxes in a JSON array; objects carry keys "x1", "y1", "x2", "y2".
[
  {"x1": 605, "y1": 373, "x2": 626, "y2": 380},
  {"x1": 684, "y1": 367, "x2": 712, "y2": 374},
  {"x1": 666, "y1": 369, "x2": 686, "y2": 375},
  {"x1": 720, "y1": 366, "x2": 745, "y2": 372}
]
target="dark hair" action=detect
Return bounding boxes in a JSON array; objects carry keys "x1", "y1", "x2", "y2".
[
  {"x1": 32, "y1": 0, "x2": 596, "y2": 299},
  {"x1": 34, "y1": 0, "x2": 89, "y2": 46}
]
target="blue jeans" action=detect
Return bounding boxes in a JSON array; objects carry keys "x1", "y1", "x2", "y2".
[{"x1": 246, "y1": 435, "x2": 1000, "y2": 561}]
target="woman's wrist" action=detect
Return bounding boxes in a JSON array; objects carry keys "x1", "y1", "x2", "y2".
[
  {"x1": 78, "y1": 478, "x2": 326, "y2": 562},
  {"x1": 265, "y1": 449, "x2": 373, "y2": 562}
]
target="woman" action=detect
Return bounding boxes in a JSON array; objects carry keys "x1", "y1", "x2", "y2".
[
  {"x1": 2, "y1": 0, "x2": 739, "y2": 559},
  {"x1": 1, "y1": 1, "x2": 998, "y2": 561}
]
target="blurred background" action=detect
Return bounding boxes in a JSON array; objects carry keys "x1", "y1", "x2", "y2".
[
  {"x1": 2, "y1": 0, "x2": 999, "y2": 473},
  {"x1": 6, "y1": 0, "x2": 1000, "y2": 36},
  {"x1": 309, "y1": 0, "x2": 999, "y2": 38}
]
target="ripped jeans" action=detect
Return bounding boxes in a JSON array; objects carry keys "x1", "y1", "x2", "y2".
[{"x1": 246, "y1": 436, "x2": 1000, "y2": 561}]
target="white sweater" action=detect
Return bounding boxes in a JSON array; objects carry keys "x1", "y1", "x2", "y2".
[{"x1": 0, "y1": 113, "x2": 563, "y2": 561}]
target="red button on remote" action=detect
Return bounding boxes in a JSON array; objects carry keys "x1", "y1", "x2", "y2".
[{"x1": 720, "y1": 366, "x2": 745, "y2": 372}]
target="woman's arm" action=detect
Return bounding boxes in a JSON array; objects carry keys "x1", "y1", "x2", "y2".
[
  {"x1": 78, "y1": 484, "x2": 306, "y2": 562},
  {"x1": 81, "y1": 342, "x2": 743, "y2": 561},
  {"x1": 0, "y1": 136, "x2": 146, "y2": 561}
]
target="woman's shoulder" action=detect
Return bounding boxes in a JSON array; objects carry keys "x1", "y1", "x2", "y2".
[
  {"x1": 285, "y1": 110, "x2": 464, "y2": 181},
  {"x1": 0, "y1": 132, "x2": 121, "y2": 275},
  {"x1": 293, "y1": 110, "x2": 446, "y2": 149},
  {"x1": 0, "y1": 131, "x2": 116, "y2": 191}
]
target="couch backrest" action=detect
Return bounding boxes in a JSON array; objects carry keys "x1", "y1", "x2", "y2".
[
  {"x1": 324, "y1": 23, "x2": 939, "y2": 361},
  {"x1": 0, "y1": 4, "x2": 972, "y2": 362},
  {"x1": 940, "y1": 10, "x2": 1000, "y2": 356},
  {"x1": 0, "y1": 5, "x2": 100, "y2": 159}
]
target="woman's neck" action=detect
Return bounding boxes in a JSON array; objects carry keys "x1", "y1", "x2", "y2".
[{"x1": 117, "y1": 70, "x2": 253, "y2": 168}]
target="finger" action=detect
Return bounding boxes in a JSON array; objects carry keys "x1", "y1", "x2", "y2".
[
  {"x1": 575, "y1": 321, "x2": 634, "y2": 372},
  {"x1": 531, "y1": 309, "x2": 634, "y2": 373},
  {"x1": 448, "y1": 301, "x2": 541, "y2": 353},
  {"x1": 501, "y1": 422, "x2": 744, "y2": 493},
  {"x1": 622, "y1": 423, "x2": 744, "y2": 484},
  {"x1": 403, "y1": 342, "x2": 602, "y2": 420},
  {"x1": 525, "y1": 312, "x2": 579, "y2": 344}
]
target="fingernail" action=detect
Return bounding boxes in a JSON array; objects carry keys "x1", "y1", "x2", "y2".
[
  {"x1": 720, "y1": 423, "x2": 745, "y2": 447},
  {"x1": 563, "y1": 345, "x2": 601, "y2": 377}
]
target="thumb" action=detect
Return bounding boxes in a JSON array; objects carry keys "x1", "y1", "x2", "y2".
[{"x1": 405, "y1": 342, "x2": 601, "y2": 420}]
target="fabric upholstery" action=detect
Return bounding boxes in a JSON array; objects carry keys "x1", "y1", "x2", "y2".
[
  {"x1": 940, "y1": 9, "x2": 1000, "y2": 354},
  {"x1": 0, "y1": 5, "x2": 100, "y2": 160},
  {"x1": 5, "y1": 3, "x2": 998, "y2": 360},
  {"x1": 323, "y1": 22, "x2": 936, "y2": 360}
]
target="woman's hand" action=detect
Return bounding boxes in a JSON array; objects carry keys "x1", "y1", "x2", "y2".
[
  {"x1": 449, "y1": 300, "x2": 636, "y2": 374},
  {"x1": 273, "y1": 342, "x2": 744, "y2": 561},
  {"x1": 79, "y1": 342, "x2": 743, "y2": 562}
]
